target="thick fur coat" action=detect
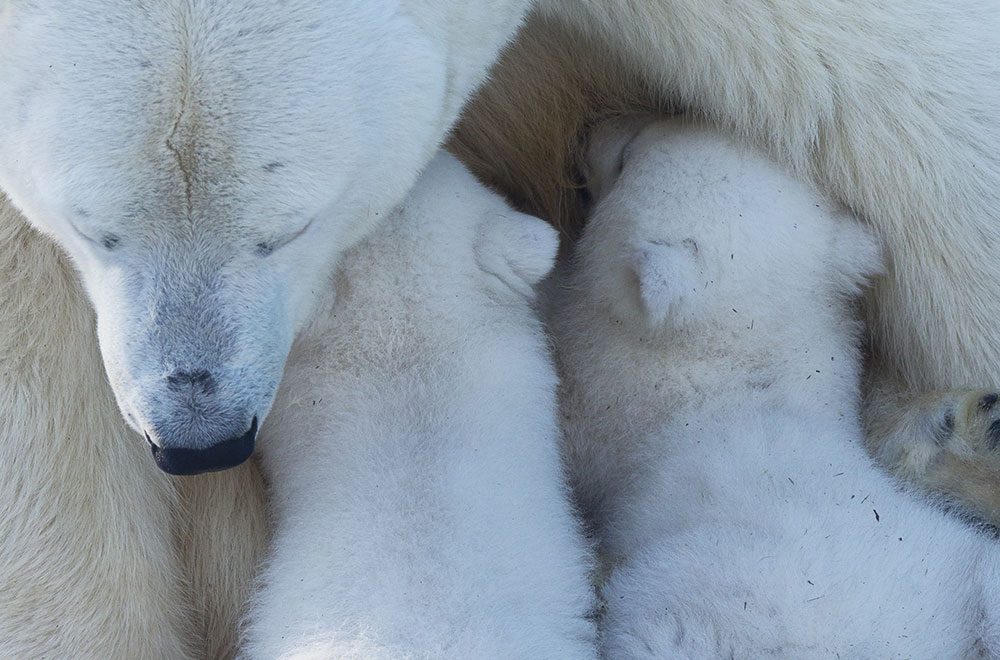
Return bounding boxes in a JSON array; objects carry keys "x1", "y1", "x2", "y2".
[
  {"x1": 547, "y1": 117, "x2": 1000, "y2": 659},
  {"x1": 1, "y1": 0, "x2": 999, "y2": 656},
  {"x1": 241, "y1": 152, "x2": 596, "y2": 659}
]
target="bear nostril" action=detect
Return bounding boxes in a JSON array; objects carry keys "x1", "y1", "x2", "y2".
[{"x1": 166, "y1": 369, "x2": 216, "y2": 394}]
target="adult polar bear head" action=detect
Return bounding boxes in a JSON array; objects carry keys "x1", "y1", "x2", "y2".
[{"x1": 0, "y1": 1, "x2": 529, "y2": 474}]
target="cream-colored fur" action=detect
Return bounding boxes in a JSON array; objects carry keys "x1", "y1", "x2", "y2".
[
  {"x1": 2, "y1": 0, "x2": 1000, "y2": 656},
  {"x1": 0, "y1": 197, "x2": 188, "y2": 659},
  {"x1": 0, "y1": 196, "x2": 264, "y2": 659},
  {"x1": 0, "y1": 194, "x2": 268, "y2": 659},
  {"x1": 451, "y1": 3, "x2": 1000, "y2": 521},
  {"x1": 174, "y1": 469, "x2": 270, "y2": 659},
  {"x1": 547, "y1": 115, "x2": 1000, "y2": 660},
  {"x1": 459, "y1": 2, "x2": 1000, "y2": 394}
]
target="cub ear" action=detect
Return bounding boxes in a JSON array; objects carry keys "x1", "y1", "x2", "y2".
[
  {"x1": 624, "y1": 238, "x2": 702, "y2": 327},
  {"x1": 584, "y1": 115, "x2": 657, "y2": 204},
  {"x1": 475, "y1": 212, "x2": 559, "y2": 298}
]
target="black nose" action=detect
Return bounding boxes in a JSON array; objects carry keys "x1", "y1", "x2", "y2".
[
  {"x1": 166, "y1": 369, "x2": 216, "y2": 394},
  {"x1": 146, "y1": 417, "x2": 258, "y2": 475}
]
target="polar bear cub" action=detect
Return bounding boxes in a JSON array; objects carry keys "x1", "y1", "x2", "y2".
[
  {"x1": 241, "y1": 152, "x2": 597, "y2": 660},
  {"x1": 548, "y1": 117, "x2": 1000, "y2": 659}
]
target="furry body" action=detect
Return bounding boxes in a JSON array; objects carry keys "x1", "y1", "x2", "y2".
[
  {"x1": 548, "y1": 117, "x2": 1000, "y2": 659},
  {"x1": 0, "y1": 0, "x2": 999, "y2": 655},
  {"x1": 242, "y1": 152, "x2": 596, "y2": 659},
  {"x1": 451, "y1": 3, "x2": 1000, "y2": 521}
]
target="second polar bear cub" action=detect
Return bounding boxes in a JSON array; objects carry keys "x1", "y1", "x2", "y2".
[
  {"x1": 242, "y1": 152, "x2": 597, "y2": 659},
  {"x1": 549, "y1": 118, "x2": 1000, "y2": 659}
]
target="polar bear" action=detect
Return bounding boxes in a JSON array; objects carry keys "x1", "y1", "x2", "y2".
[
  {"x1": 1, "y1": 0, "x2": 1000, "y2": 657},
  {"x1": 451, "y1": 7, "x2": 1000, "y2": 523},
  {"x1": 546, "y1": 116, "x2": 1000, "y2": 659},
  {"x1": 240, "y1": 151, "x2": 596, "y2": 659}
]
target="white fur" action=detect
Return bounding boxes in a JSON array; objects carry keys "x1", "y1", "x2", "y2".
[
  {"x1": 1, "y1": 0, "x2": 999, "y2": 655},
  {"x1": 548, "y1": 117, "x2": 1000, "y2": 659},
  {"x1": 1, "y1": 0, "x2": 997, "y2": 458},
  {"x1": 242, "y1": 152, "x2": 597, "y2": 660},
  {"x1": 0, "y1": 0, "x2": 529, "y2": 452},
  {"x1": 540, "y1": 0, "x2": 1000, "y2": 388}
]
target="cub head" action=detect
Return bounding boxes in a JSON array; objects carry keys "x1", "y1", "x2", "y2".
[
  {"x1": 0, "y1": 1, "x2": 528, "y2": 474},
  {"x1": 574, "y1": 116, "x2": 883, "y2": 336}
]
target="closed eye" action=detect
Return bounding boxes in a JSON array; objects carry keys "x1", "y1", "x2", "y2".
[
  {"x1": 256, "y1": 217, "x2": 314, "y2": 257},
  {"x1": 67, "y1": 218, "x2": 120, "y2": 252}
]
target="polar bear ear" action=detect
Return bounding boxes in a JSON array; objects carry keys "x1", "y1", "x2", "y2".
[
  {"x1": 584, "y1": 115, "x2": 658, "y2": 204},
  {"x1": 624, "y1": 238, "x2": 703, "y2": 327},
  {"x1": 475, "y1": 212, "x2": 560, "y2": 298}
]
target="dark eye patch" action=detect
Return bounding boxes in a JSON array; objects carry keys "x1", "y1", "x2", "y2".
[
  {"x1": 101, "y1": 234, "x2": 121, "y2": 250},
  {"x1": 255, "y1": 242, "x2": 275, "y2": 257}
]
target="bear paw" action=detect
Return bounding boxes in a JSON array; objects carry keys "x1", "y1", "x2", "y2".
[
  {"x1": 879, "y1": 388, "x2": 1000, "y2": 526},
  {"x1": 938, "y1": 389, "x2": 1000, "y2": 455}
]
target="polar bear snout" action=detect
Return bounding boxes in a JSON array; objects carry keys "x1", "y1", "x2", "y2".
[
  {"x1": 127, "y1": 361, "x2": 279, "y2": 474},
  {"x1": 112, "y1": 340, "x2": 285, "y2": 476},
  {"x1": 145, "y1": 416, "x2": 258, "y2": 476},
  {"x1": 84, "y1": 252, "x2": 295, "y2": 475}
]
